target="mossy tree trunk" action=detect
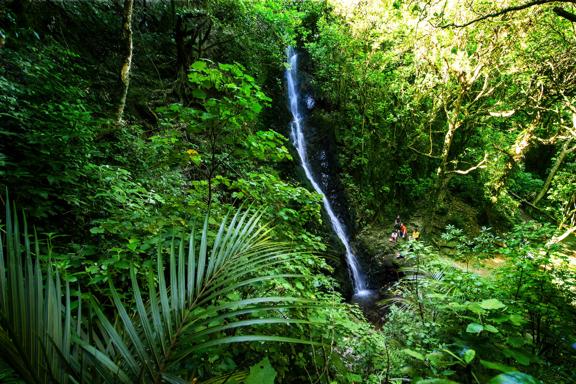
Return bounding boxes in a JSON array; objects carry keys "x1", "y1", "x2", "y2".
[
  {"x1": 115, "y1": 0, "x2": 134, "y2": 126},
  {"x1": 433, "y1": 93, "x2": 464, "y2": 211},
  {"x1": 489, "y1": 113, "x2": 541, "y2": 203},
  {"x1": 533, "y1": 137, "x2": 575, "y2": 206}
]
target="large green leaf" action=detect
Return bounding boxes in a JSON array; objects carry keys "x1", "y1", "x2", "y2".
[
  {"x1": 245, "y1": 357, "x2": 276, "y2": 384},
  {"x1": 488, "y1": 372, "x2": 542, "y2": 384},
  {"x1": 403, "y1": 349, "x2": 425, "y2": 361},
  {"x1": 463, "y1": 349, "x2": 476, "y2": 364},
  {"x1": 480, "y1": 299, "x2": 506, "y2": 310},
  {"x1": 480, "y1": 360, "x2": 517, "y2": 373},
  {"x1": 502, "y1": 348, "x2": 531, "y2": 366},
  {"x1": 466, "y1": 322, "x2": 484, "y2": 334}
]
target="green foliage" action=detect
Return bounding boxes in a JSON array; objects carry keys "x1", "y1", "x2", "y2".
[
  {"x1": 487, "y1": 372, "x2": 542, "y2": 384},
  {"x1": 383, "y1": 223, "x2": 576, "y2": 383},
  {"x1": 547, "y1": 163, "x2": 576, "y2": 220},
  {"x1": 302, "y1": 0, "x2": 576, "y2": 231},
  {"x1": 1, "y1": 204, "x2": 342, "y2": 383},
  {"x1": 441, "y1": 224, "x2": 501, "y2": 261},
  {"x1": 245, "y1": 357, "x2": 276, "y2": 384},
  {"x1": 186, "y1": 60, "x2": 271, "y2": 118},
  {"x1": 83, "y1": 209, "x2": 323, "y2": 382},
  {"x1": 157, "y1": 60, "x2": 276, "y2": 210},
  {"x1": 0, "y1": 36, "x2": 98, "y2": 219},
  {"x1": 508, "y1": 170, "x2": 544, "y2": 201},
  {"x1": 228, "y1": 172, "x2": 324, "y2": 248},
  {"x1": 0, "y1": 0, "x2": 319, "y2": 299},
  {"x1": 244, "y1": 130, "x2": 292, "y2": 163},
  {"x1": 3, "y1": 1, "x2": 576, "y2": 382}
]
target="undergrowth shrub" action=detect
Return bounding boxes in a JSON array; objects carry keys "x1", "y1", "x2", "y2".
[{"x1": 380, "y1": 229, "x2": 576, "y2": 383}]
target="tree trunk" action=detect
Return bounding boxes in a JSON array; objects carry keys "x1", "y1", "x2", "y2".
[
  {"x1": 433, "y1": 90, "x2": 464, "y2": 211},
  {"x1": 426, "y1": 94, "x2": 462, "y2": 235},
  {"x1": 533, "y1": 138, "x2": 574, "y2": 206},
  {"x1": 115, "y1": 0, "x2": 134, "y2": 126},
  {"x1": 434, "y1": 120, "x2": 458, "y2": 207},
  {"x1": 174, "y1": 14, "x2": 187, "y2": 103},
  {"x1": 490, "y1": 114, "x2": 541, "y2": 202}
]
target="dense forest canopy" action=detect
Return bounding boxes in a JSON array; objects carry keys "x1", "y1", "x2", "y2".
[{"x1": 0, "y1": 0, "x2": 575, "y2": 383}]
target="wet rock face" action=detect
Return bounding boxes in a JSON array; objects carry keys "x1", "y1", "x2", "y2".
[
  {"x1": 285, "y1": 50, "x2": 363, "y2": 296},
  {"x1": 286, "y1": 49, "x2": 400, "y2": 301},
  {"x1": 289, "y1": 52, "x2": 354, "y2": 236},
  {"x1": 305, "y1": 111, "x2": 355, "y2": 235},
  {"x1": 301, "y1": 111, "x2": 362, "y2": 297},
  {"x1": 355, "y1": 225, "x2": 401, "y2": 289}
]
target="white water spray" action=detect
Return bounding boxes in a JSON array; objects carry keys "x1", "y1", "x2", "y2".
[{"x1": 285, "y1": 47, "x2": 369, "y2": 294}]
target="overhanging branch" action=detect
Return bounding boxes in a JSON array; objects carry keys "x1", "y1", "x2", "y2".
[
  {"x1": 439, "y1": 0, "x2": 576, "y2": 28},
  {"x1": 553, "y1": 6, "x2": 576, "y2": 21},
  {"x1": 446, "y1": 153, "x2": 489, "y2": 175},
  {"x1": 546, "y1": 225, "x2": 576, "y2": 245},
  {"x1": 408, "y1": 145, "x2": 441, "y2": 159}
]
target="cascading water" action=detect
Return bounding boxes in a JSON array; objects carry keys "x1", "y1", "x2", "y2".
[{"x1": 286, "y1": 47, "x2": 370, "y2": 296}]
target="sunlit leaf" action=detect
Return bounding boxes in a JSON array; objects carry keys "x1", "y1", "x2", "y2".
[
  {"x1": 463, "y1": 349, "x2": 476, "y2": 364},
  {"x1": 466, "y1": 322, "x2": 484, "y2": 334},
  {"x1": 480, "y1": 299, "x2": 506, "y2": 310},
  {"x1": 487, "y1": 371, "x2": 542, "y2": 384},
  {"x1": 403, "y1": 349, "x2": 425, "y2": 361},
  {"x1": 480, "y1": 360, "x2": 517, "y2": 373}
]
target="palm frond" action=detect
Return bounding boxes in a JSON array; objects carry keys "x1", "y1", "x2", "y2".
[
  {"x1": 0, "y1": 198, "x2": 85, "y2": 384},
  {"x1": 85, "y1": 209, "x2": 322, "y2": 382},
  {"x1": 200, "y1": 370, "x2": 248, "y2": 384}
]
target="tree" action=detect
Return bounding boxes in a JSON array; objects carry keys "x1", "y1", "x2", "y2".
[
  {"x1": 404, "y1": 23, "x2": 507, "y2": 215},
  {"x1": 115, "y1": 0, "x2": 134, "y2": 126},
  {"x1": 390, "y1": 0, "x2": 576, "y2": 242},
  {"x1": 158, "y1": 60, "x2": 271, "y2": 207}
]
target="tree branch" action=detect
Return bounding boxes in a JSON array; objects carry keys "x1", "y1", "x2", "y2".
[
  {"x1": 533, "y1": 138, "x2": 575, "y2": 206},
  {"x1": 553, "y1": 6, "x2": 576, "y2": 22},
  {"x1": 508, "y1": 190, "x2": 558, "y2": 222},
  {"x1": 546, "y1": 225, "x2": 576, "y2": 245},
  {"x1": 115, "y1": 0, "x2": 134, "y2": 126},
  {"x1": 446, "y1": 153, "x2": 489, "y2": 175},
  {"x1": 408, "y1": 145, "x2": 441, "y2": 159},
  {"x1": 439, "y1": 0, "x2": 576, "y2": 28}
]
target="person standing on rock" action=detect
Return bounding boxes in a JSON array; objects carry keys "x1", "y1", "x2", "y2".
[
  {"x1": 394, "y1": 215, "x2": 401, "y2": 231},
  {"x1": 400, "y1": 223, "x2": 407, "y2": 239},
  {"x1": 412, "y1": 226, "x2": 420, "y2": 241}
]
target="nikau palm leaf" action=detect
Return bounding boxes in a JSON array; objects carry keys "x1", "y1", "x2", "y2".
[
  {"x1": 82, "y1": 209, "x2": 321, "y2": 383},
  {"x1": 1, "y1": 201, "x2": 323, "y2": 383},
  {"x1": 0, "y1": 200, "x2": 84, "y2": 384}
]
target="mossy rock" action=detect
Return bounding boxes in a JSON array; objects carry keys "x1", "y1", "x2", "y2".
[{"x1": 355, "y1": 224, "x2": 401, "y2": 287}]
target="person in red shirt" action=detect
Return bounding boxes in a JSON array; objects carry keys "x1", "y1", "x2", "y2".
[{"x1": 400, "y1": 223, "x2": 407, "y2": 239}]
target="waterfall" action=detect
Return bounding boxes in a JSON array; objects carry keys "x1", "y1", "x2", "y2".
[{"x1": 285, "y1": 47, "x2": 369, "y2": 295}]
